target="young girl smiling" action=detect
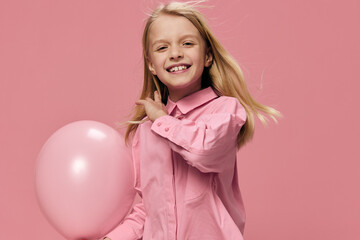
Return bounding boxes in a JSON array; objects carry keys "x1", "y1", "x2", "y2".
[{"x1": 103, "y1": 2, "x2": 280, "y2": 240}]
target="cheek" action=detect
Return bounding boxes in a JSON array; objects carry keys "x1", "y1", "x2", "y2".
[
  {"x1": 152, "y1": 55, "x2": 165, "y2": 67},
  {"x1": 194, "y1": 49, "x2": 207, "y2": 64},
  {"x1": 194, "y1": 54, "x2": 206, "y2": 69}
]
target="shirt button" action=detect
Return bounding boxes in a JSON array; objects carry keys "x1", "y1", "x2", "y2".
[
  {"x1": 157, "y1": 122, "x2": 162, "y2": 127},
  {"x1": 164, "y1": 127, "x2": 169, "y2": 132}
]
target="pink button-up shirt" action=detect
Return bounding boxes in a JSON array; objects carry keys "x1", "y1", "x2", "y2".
[{"x1": 107, "y1": 87, "x2": 247, "y2": 240}]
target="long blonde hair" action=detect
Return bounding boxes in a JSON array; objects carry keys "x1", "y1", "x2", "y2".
[{"x1": 125, "y1": 1, "x2": 281, "y2": 148}]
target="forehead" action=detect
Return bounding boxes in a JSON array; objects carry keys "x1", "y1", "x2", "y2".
[{"x1": 148, "y1": 14, "x2": 202, "y2": 42}]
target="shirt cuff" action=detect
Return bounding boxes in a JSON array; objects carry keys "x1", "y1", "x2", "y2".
[{"x1": 151, "y1": 115, "x2": 179, "y2": 139}]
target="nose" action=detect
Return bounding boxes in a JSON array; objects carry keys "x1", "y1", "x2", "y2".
[{"x1": 169, "y1": 45, "x2": 183, "y2": 60}]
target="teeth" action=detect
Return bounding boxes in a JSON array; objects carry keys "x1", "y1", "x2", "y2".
[{"x1": 169, "y1": 65, "x2": 188, "y2": 72}]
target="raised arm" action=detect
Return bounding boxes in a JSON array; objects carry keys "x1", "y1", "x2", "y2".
[{"x1": 151, "y1": 97, "x2": 246, "y2": 173}]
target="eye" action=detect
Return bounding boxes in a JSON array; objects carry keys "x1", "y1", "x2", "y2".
[
  {"x1": 156, "y1": 46, "x2": 167, "y2": 51},
  {"x1": 183, "y1": 41, "x2": 194, "y2": 46}
]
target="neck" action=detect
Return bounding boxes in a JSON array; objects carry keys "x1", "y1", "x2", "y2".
[{"x1": 168, "y1": 86, "x2": 201, "y2": 102}]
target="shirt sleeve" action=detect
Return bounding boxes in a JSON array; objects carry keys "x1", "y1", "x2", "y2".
[
  {"x1": 104, "y1": 201, "x2": 145, "y2": 240},
  {"x1": 103, "y1": 130, "x2": 146, "y2": 240},
  {"x1": 151, "y1": 97, "x2": 246, "y2": 173}
]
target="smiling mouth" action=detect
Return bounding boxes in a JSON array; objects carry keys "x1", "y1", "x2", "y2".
[{"x1": 166, "y1": 64, "x2": 191, "y2": 73}]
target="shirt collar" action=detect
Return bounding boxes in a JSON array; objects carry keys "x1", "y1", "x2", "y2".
[{"x1": 165, "y1": 87, "x2": 219, "y2": 115}]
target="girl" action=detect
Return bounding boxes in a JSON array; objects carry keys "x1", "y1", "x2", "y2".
[{"x1": 104, "y1": 1, "x2": 280, "y2": 240}]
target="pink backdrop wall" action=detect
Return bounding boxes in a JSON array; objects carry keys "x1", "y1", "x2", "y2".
[{"x1": 1, "y1": 0, "x2": 359, "y2": 239}]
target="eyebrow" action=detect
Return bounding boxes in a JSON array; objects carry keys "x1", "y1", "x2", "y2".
[{"x1": 151, "y1": 34, "x2": 199, "y2": 47}]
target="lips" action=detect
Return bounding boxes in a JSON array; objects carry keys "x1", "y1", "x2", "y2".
[{"x1": 166, "y1": 63, "x2": 191, "y2": 73}]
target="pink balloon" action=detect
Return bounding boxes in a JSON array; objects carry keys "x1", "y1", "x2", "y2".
[{"x1": 35, "y1": 120, "x2": 135, "y2": 240}]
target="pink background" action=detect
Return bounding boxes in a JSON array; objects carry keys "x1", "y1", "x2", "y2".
[{"x1": 1, "y1": 0, "x2": 359, "y2": 239}]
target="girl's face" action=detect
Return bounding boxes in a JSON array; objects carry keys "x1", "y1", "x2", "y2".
[{"x1": 147, "y1": 14, "x2": 212, "y2": 102}]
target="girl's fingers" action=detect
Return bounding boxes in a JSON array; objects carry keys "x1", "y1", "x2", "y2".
[
  {"x1": 145, "y1": 97, "x2": 154, "y2": 102},
  {"x1": 136, "y1": 99, "x2": 146, "y2": 105},
  {"x1": 136, "y1": 98, "x2": 152, "y2": 105},
  {"x1": 137, "y1": 94, "x2": 160, "y2": 105},
  {"x1": 154, "y1": 91, "x2": 161, "y2": 103}
]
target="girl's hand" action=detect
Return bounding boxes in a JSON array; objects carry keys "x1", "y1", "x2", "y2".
[{"x1": 136, "y1": 91, "x2": 168, "y2": 122}]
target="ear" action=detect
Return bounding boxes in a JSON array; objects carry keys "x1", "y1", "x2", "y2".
[
  {"x1": 147, "y1": 57, "x2": 157, "y2": 75},
  {"x1": 204, "y1": 48, "x2": 213, "y2": 67}
]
